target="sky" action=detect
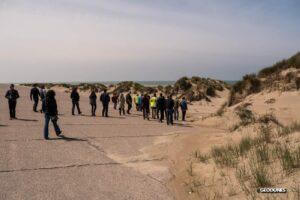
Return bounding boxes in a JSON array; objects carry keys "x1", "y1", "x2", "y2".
[{"x1": 0, "y1": 0, "x2": 299, "y2": 83}]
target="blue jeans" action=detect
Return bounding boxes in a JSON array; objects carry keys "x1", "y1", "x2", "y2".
[
  {"x1": 44, "y1": 114, "x2": 61, "y2": 139},
  {"x1": 166, "y1": 109, "x2": 174, "y2": 125}
]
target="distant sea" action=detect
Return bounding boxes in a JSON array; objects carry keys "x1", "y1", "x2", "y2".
[{"x1": 18, "y1": 80, "x2": 238, "y2": 86}]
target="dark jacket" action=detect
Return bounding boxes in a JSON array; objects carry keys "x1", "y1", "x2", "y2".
[
  {"x1": 89, "y1": 92, "x2": 97, "y2": 104},
  {"x1": 45, "y1": 97, "x2": 58, "y2": 116},
  {"x1": 166, "y1": 98, "x2": 175, "y2": 110},
  {"x1": 126, "y1": 94, "x2": 132, "y2": 105},
  {"x1": 156, "y1": 96, "x2": 165, "y2": 110},
  {"x1": 180, "y1": 100, "x2": 188, "y2": 111},
  {"x1": 70, "y1": 91, "x2": 80, "y2": 102},
  {"x1": 100, "y1": 93, "x2": 110, "y2": 105},
  {"x1": 142, "y1": 96, "x2": 150, "y2": 109},
  {"x1": 112, "y1": 95, "x2": 118, "y2": 104},
  {"x1": 30, "y1": 87, "x2": 40, "y2": 100},
  {"x1": 5, "y1": 89, "x2": 20, "y2": 102}
]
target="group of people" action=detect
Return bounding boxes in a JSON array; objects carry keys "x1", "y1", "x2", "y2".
[
  {"x1": 2, "y1": 84, "x2": 188, "y2": 140},
  {"x1": 132, "y1": 93, "x2": 188, "y2": 125}
]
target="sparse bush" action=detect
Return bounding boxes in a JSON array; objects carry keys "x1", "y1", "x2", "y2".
[
  {"x1": 274, "y1": 144, "x2": 300, "y2": 174},
  {"x1": 215, "y1": 102, "x2": 227, "y2": 116},
  {"x1": 174, "y1": 77, "x2": 192, "y2": 91},
  {"x1": 206, "y1": 86, "x2": 216, "y2": 97},
  {"x1": 194, "y1": 150, "x2": 209, "y2": 163},
  {"x1": 238, "y1": 136, "x2": 253, "y2": 156}
]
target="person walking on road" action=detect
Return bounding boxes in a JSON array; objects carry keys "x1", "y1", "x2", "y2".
[
  {"x1": 43, "y1": 90, "x2": 62, "y2": 140},
  {"x1": 180, "y1": 97, "x2": 188, "y2": 121},
  {"x1": 30, "y1": 84, "x2": 40, "y2": 112},
  {"x1": 89, "y1": 88, "x2": 97, "y2": 116},
  {"x1": 112, "y1": 93, "x2": 118, "y2": 110},
  {"x1": 174, "y1": 97, "x2": 180, "y2": 120},
  {"x1": 134, "y1": 93, "x2": 139, "y2": 111},
  {"x1": 137, "y1": 93, "x2": 143, "y2": 112},
  {"x1": 166, "y1": 95, "x2": 175, "y2": 125},
  {"x1": 156, "y1": 93, "x2": 165, "y2": 123},
  {"x1": 100, "y1": 89, "x2": 110, "y2": 117},
  {"x1": 142, "y1": 94, "x2": 150, "y2": 120},
  {"x1": 70, "y1": 87, "x2": 82, "y2": 115},
  {"x1": 5, "y1": 84, "x2": 20, "y2": 120},
  {"x1": 126, "y1": 92, "x2": 132, "y2": 114},
  {"x1": 39, "y1": 85, "x2": 47, "y2": 113},
  {"x1": 119, "y1": 93, "x2": 126, "y2": 116},
  {"x1": 150, "y1": 94, "x2": 157, "y2": 119}
]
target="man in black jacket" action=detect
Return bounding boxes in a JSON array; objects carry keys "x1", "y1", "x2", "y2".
[
  {"x1": 126, "y1": 92, "x2": 133, "y2": 114},
  {"x1": 156, "y1": 93, "x2": 165, "y2": 123},
  {"x1": 166, "y1": 95, "x2": 175, "y2": 125},
  {"x1": 70, "y1": 87, "x2": 82, "y2": 115},
  {"x1": 142, "y1": 94, "x2": 150, "y2": 120},
  {"x1": 43, "y1": 90, "x2": 62, "y2": 140},
  {"x1": 5, "y1": 84, "x2": 20, "y2": 120},
  {"x1": 30, "y1": 84, "x2": 40, "y2": 112},
  {"x1": 100, "y1": 89, "x2": 110, "y2": 117}
]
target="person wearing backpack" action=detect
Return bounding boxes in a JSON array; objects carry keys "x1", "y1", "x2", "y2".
[
  {"x1": 43, "y1": 90, "x2": 62, "y2": 140},
  {"x1": 89, "y1": 88, "x2": 97, "y2": 116},
  {"x1": 5, "y1": 84, "x2": 20, "y2": 120},
  {"x1": 180, "y1": 97, "x2": 188, "y2": 121}
]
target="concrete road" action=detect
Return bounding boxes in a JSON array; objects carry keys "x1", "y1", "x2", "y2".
[{"x1": 0, "y1": 84, "x2": 192, "y2": 200}]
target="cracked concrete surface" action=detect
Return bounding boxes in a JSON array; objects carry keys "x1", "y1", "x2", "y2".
[{"x1": 0, "y1": 84, "x2": 193, "y2": 200}]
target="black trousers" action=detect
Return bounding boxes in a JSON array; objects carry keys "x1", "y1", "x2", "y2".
[
  {"x1": 127, "y1": 103, "x2": 132, "y2": 114},
  {"x1": 158, "y1": 109, "x2": 165, "y2": 122},
  {"x1": 72, "y1": 101, "x2": 81, "y2": 115},
  {"x1": 8, "y1": 101, "x2": 17, "y2": 118},
  {"x1": 102, "y1": 104, "x2": 109, "y2": 117},
  {"x1": 182, "y1": 110, "x2": 186, "y2": 121},
  {"x1": 143, "y1": 107, "x2": 150, "y2": 120},
  {"x1": 33, "y1": 98, "x2": 39, "y2": 112},
  {"x1": 91, "y1": 103, "x2": 97, "y2": 116}
]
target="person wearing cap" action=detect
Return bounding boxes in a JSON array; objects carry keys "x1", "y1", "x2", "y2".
[
  {"x1": 30, "y1": 84, "x2": 40, "y2": 112},
  {"x1": 5, "y1": 84, "x2": 20, "y2": 120}
]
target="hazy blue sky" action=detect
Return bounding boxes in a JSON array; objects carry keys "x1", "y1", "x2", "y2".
[{"x1": 0, "y1": 0, "x2": 299, "y2": 82}]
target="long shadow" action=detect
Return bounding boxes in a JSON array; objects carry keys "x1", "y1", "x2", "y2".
[
  {"x1": 15, "y1": 118, "x2": 38, "y2": 122},
  {"x1": 0, "y1": 124, "x2": 8, "y2": 127},
  {"x1": 50, "y1": 135, "x2": 87, "y2": 142},
  {"x1": 98, "y1": 116, "x2": 126, "y2": 119},
  {"x1": 173, "y1": 122, "x2": 193, "y2": 128}
]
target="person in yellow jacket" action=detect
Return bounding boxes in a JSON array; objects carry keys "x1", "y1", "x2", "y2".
[
  {"x1": 134, "y1": 93, "x2": 139, "y2": 111},
  {"x1": 150, "y1": 93, "x2": 157, "y2": 119}
]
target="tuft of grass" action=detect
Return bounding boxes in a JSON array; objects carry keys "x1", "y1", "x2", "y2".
[
  {"x1": 249, "y1": 157, "x2": 272, "y2": 187},
  {"x1": 187, "y1": 162, "x2": 194, "y2": 176},
  {"x1": 274, "y1": 144, "x2": 300, "y2": 174},
  {"x1": 258, "y1": 124, "x2": 273, "y2": 144},
  {"x1": 238, "y1": 136, "x2": 253, "y2": 156},
  {"x1": 211, "y1": 145, "x2": 239, "y2": 167},
  {"x1": 255, "y1": 145, "x2": 270, "y2": 164},
  {"x1": 194, "y1": 150, "x2": 210, "y2": 163},
  {"x1": 277, "y1": 121, "x2": 300, "y2": 137}
]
